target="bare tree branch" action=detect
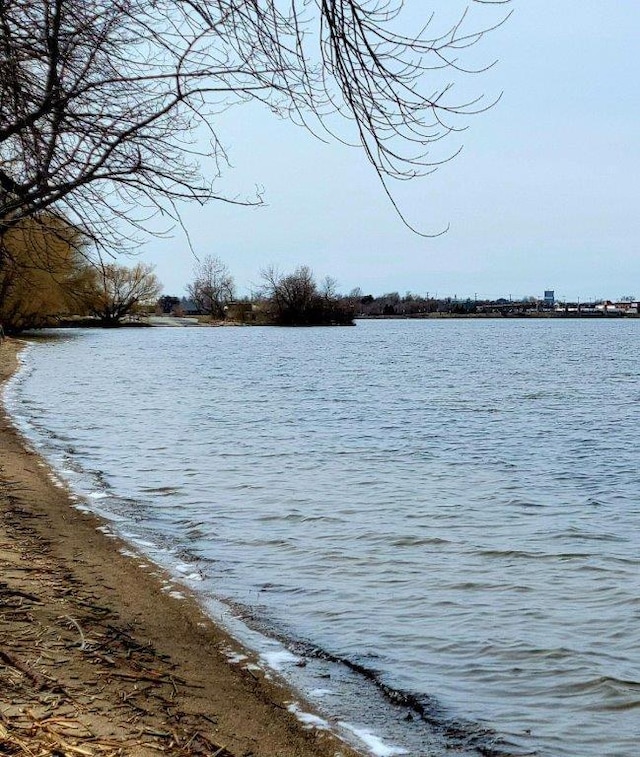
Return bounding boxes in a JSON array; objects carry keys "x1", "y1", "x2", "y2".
[{"x1": 0, "y1": 0, "x2": 510, "y2": 250}]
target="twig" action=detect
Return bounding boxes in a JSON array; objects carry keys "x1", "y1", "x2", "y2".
[{"x1": 0, "y1": 648, "x2": 52, "y2": 691}]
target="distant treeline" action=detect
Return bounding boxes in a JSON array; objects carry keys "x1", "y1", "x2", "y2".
[
  {"x1": 348, "y1": 292, "x2": 639, "y2": 318},
  {"x1": 352, "y1": 292, "x2": 528, "y2": 317}
]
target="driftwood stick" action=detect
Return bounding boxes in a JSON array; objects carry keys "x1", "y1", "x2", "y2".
[
  {"x1": 0, "y1": 582, "x2": 43, "y2": 603},
  {"x1": 0, "y1": 647, "x2": 51, "y2": 690}
]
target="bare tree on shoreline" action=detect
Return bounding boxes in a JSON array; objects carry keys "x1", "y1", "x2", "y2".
[
  {"x1": 260, "y1": 264, "x2": 354, "y2": 325},
  {"x1": 0, "y1": 0, "x2": 510, "y2": 257},
  {"x1": 76, "y1": 262, "x2": 161, "y2": 326},
  {"x1": 187, "y1": 255, "x2": 235, "y2": 319}
]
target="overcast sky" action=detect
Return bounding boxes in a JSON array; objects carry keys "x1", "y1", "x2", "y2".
[{"x1": 139, "y1": 2, "x2": 639, "y2": 302}]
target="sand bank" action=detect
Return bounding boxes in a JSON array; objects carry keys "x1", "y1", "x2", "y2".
[{"x1": 0, "y1": 338, "x2": 361, "y2": 757}]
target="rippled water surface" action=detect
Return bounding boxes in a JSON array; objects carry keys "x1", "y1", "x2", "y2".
[{"x1": 6, "y1": 320, "x2": 640, "y2": 756}]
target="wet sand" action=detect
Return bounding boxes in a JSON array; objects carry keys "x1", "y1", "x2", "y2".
[{"x1": 0, "y1": 338, "x2": 361, "y2": 757}]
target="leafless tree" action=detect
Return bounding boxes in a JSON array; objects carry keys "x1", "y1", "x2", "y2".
[
  {"x1": 187, "y1": 254, "x2": 234, "y2": 318},
  {"x1": 78, "y1": 262, "x2": 161, "y2": 326},
  {"x1": 260, "y1": 264, "x2": 353, "y2": 325},
  {"x1": 0, "y1": 0, "x2": 509, "y2": 254},
  {"x1": 261, "y1": 265, "x2": 316, "y2": 317}
]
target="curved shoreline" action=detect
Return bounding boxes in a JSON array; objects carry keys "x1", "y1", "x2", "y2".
[{"x1": 0, "y1": 338, "x2": 361, "y2": 757}]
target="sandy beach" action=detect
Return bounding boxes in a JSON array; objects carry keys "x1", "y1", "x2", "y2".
[{"x1": 0, "y1": 338, "x2": 360, "y2": 757}]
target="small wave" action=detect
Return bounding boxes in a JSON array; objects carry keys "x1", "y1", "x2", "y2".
[
  {"x1": 139, "y1": 486, "x2": 181, "y2": 496},
  {"x1": 550, "y1": 529, "x2": 628, "y2": 544},
  {"x1": 560, "y1": 674, "x2": 640, "y2": 697},
  {"x1": 477, "y1": 548, "x2": 592, "y2": 562},
  {"x1": 547, "y1": 673, "x2": 640, "y2": 716},
  {"x1": 257, "y1": 512, "x2": 304, "y2": 523},
  {"x1": 388, "y1": 536, "x2": 453, "y2": 547}
]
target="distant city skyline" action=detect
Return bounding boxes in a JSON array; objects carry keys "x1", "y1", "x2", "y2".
[{"x1": 134, "y1": 2, "x2": 639, "y2": 303}]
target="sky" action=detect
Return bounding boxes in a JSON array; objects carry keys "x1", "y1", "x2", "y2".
[{"x1": 137, "y1": 2, "x2": 640, "y2": 302}]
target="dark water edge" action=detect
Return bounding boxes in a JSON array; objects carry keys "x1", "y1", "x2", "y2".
[{"x1": 219, "y1": 594, "x2": 530, "y2": 757}]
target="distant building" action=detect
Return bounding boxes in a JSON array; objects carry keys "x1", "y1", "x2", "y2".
[
  {"x1": 544, "y1": 290, "x2": 555, "y2": 306},
  {"x1": 180, "y1": 297, "x2": 202, "y2": 315}
]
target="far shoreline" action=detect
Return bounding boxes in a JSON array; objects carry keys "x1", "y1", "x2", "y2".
[{"x1": 47, "y1": 310, "x2": 640, "y2": 333}]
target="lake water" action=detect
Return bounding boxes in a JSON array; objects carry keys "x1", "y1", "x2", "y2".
[{"x1": 4, "y1": 319, "x2": 640, "y2": 756}]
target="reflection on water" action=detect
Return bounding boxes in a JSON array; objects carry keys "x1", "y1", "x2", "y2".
[{"x1": 7, "y1": 319, "x2": 640, "y2": 756}]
